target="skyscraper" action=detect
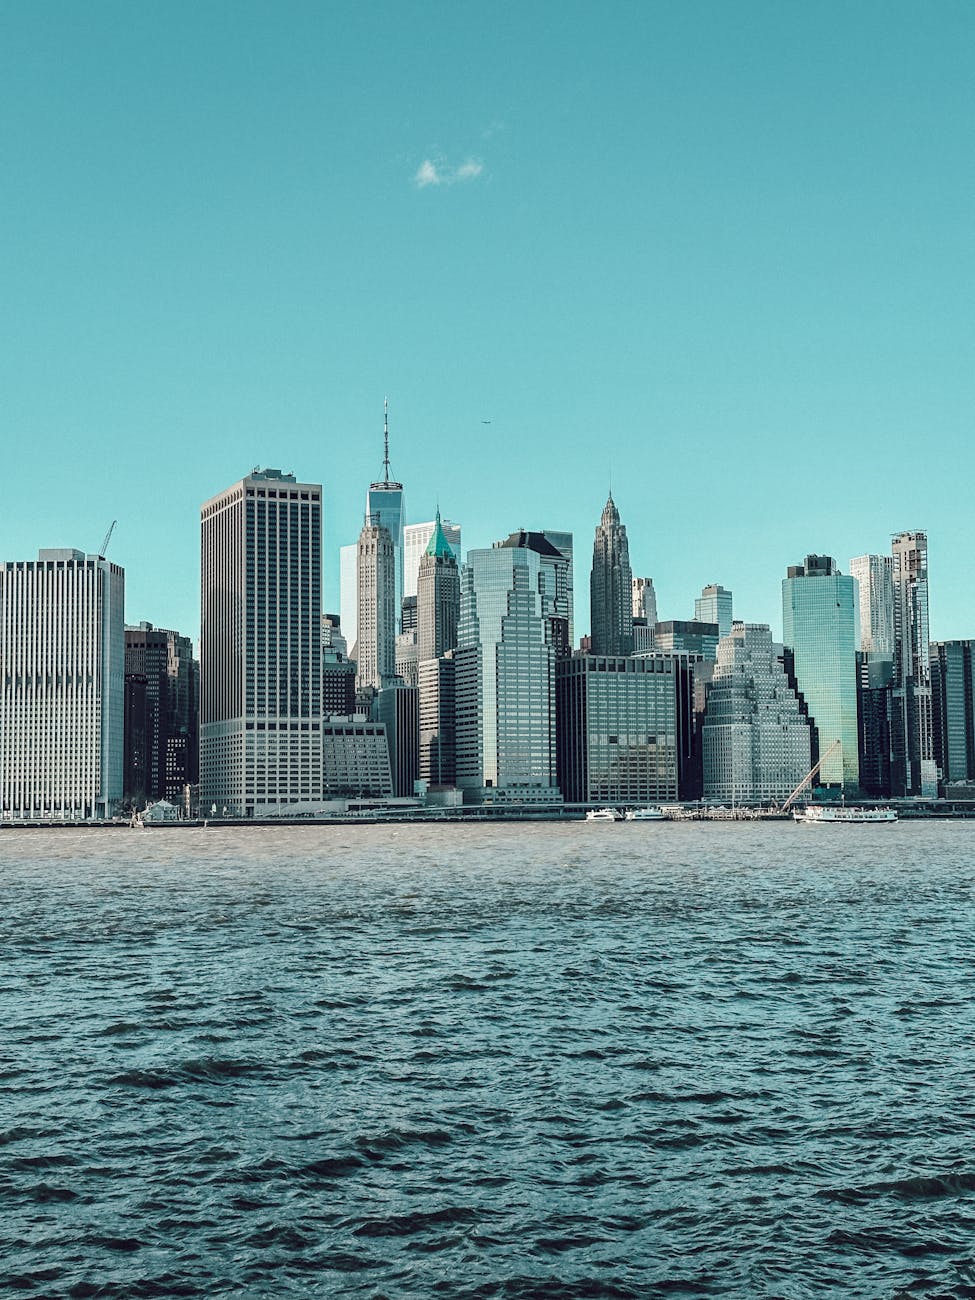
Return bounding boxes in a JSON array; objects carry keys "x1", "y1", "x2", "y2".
[
  {"x1": 418, "y1": 654, "x2": 456, "y2": 788},
  {"x1": 0, "y1": 548, "x2": 125, "y2": 820},
  {"x1": 652, "y1": 620, "x2": 719, "y2": 660},
  {"x1": 355, "y1": 520, "x2": 396, "y2": 691},
  {"x1": 632, "y1": 577, "x2": 658, "y2": 625},
  {"x1": 590, "y1": 494, "x2": 633, "y2": 656},
  {"x1": 404, "y1": 518, "x2": 462, "y2": 600},
  {"x1": 890, "y1": 530, "x2": 936, "y2": 797},
  {"x1": 541, "y1": 529, "x2": 574, "y2": 648},
  {"x1": 497, "y1": 529, "x2": 571, "y2": 658},
  {"x1": 781, "y1": 555, "x2": 860, "y2": 790},
  {"x1": 930, "y1": 640, "x2": 975, "y2": 786},
  {"x1": 200, "y1": 468, "x2": 322, "y2": 817},
  {"x1": 702, "y1": 623, "x2": 811, "y2": 803},
  {"x1": 124, "y1": 622, "x2": 199, "y2": 806},
  {"x1": 455, "y1": 545, "x2": 557, "y2": 801},
  {"x1": 417, "y1": 511, "x2": 460, "y2": 662},
  {"x1": 849, "y1": 555, "x2": 895, "y2": 657},
  {"x1": 694, "y1": 584, "x2": 733, "y2": 640},
  {"x1": 366, "y1": 400, "x2": 406, "y2": 631}
]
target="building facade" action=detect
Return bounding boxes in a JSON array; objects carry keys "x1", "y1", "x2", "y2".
[
  {"x1": 322, "y1": 719, "x2": 393, "y2": 798},
  {"x1": 355, "y1": 521, "x2": 396, "y2": 691},
  {"x1": 1, "y1": 549, "x2": 125, "y2": 819},
  {"x1": 781, "y1": 555, "x2": 860, "y2": 790},
  {"x1": 694, "y1": 584, "x2": 733, "y2": 640},
  {"x1": 455, "y1": 545, "x2": 557, "y2": 800},
  {"x1": 123, "y1": 622, "x2": 199, "y2": 807},
  {"x1": 702, "y1": 623, "x2": 811, "y2": 802},
  {"x1": 652, "y1": 620, "x2": 719, "y2": 660},
  {"x1": 849, "y1": 554, "x2": 895, "y2": 656},
  {"x1": 556, "y1": 655, "x2": 678, "y2": 805},
  {"x1": 373, "y1": 683, "x2": 419, "y2": 797},
  {"x1": 404, "y1": 518, "x2": 462, "y2": 599},
  {"x1": 497, "y1": 530, "x2": 571, "y2": 658},
  {"x1": 200, "y1": 468, "x2": 322, "y2": 817},
  {"x1": 890, "y1": 530, "x2": 937, "y2": 797},
  {"x1": 417, "y1": 512, "x2": 460, "y2": 662},
  {"x1": 590, "y1": 494, "x2": 633, "y2": 656},
  {"x1": 930, "y1": 640, "x2": 975, "y2": 786},
  {"x1": 632, "y1": 576, "x2": 658, "y2": 626},
  {"x1": 418, "y1": 654, "x2": 456, "y2": 788}
]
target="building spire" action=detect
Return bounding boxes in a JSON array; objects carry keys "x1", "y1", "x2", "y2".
[{"x1": 382, "y1": 396, "x2": 391, "y2": 484}]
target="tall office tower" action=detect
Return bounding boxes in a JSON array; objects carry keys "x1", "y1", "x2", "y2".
[
  {"x1": 366, "y1": 399, "x2": 406, "y2": 631},
  {"x1": 496, "y1": 530, "x2": 571, "y2": 658},
  {"x1": 123, "y1": 622, "x2": 199, "y2": 806},
  {"x1": 417, "y1": 512, "x2": 460, "y2": 662},
  {"x1": 124, "y1": 673, "x2": 149, "y2": 807},
  {"x1": 404, "y1": 518, "x2": 462, "y2": 600},
  {"x1": 849, "y1": 554, "x2": 895, "y2": 656},
  {"x1": 355, "y1": 521, "x2": 396, "y2": 691},
  {"x1": 695, "y1": 584, "x2": 733, "y2": 640},
  {"x1": 590, "y1": 494, "x2": 633, "y2": 656},
  {"x1": 200, "y1": 468, "x2": 322, "y2": 818},
  {"x1": 890, "y1": 530, "x2": 936, "y2": 797},
  {"x1": 556, "y1": 655, "x2": 678, "y2": 805},
  {"x1": 781, "y1": 556, "x2": 860, "y2": 790},
  {"x1": 0, "y1": 548, "x2": 124, "y2": 819},
  {"x1": 702, "y1": 623, "x2": 811, "y2": 803},
  {"x1": 930, "y1": 640, "x2": 975, "y2": 785},
  {"x1": 632, "y1": 577, "x2": 658, "y2": 625},
  {"x1": 856, "y1": 651, "x2": 893, "y2": 797},
  {"x1": 652, "y1": 620, "x2": 720, "y2": 660},
  {"x1": 339, "y1": 543, "x2": 358, "y2": 658},
  {"x1": 541, "y1": 530, "x2": 574, "y2": 647},
  {"x1": 374, "y1": 682, "x2": 420, "y2": 797},
  {"x1": 321, "y1": 613, "x2": 348, "y2": 660},
  {"x1": 455, "y1": 546, "x2": 558, "y2": 802},
  {"x1": 418, "y1": 653, "x2": 456, "y2": 787}
]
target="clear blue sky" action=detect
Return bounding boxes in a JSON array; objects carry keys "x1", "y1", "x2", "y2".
[{"x1": 2, "y1": 1, "x2": 972, "y2": 641}]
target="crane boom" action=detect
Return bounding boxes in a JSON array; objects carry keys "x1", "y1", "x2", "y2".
[
  {"x1": 99, "y1": 520, "x2": 117, "y2": 557},
  {"x1": 780, "y1": 739, "x2": 843, "y2": 812}
]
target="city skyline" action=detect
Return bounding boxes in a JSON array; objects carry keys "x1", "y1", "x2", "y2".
[{"x1": 2, "y1": 4, "x2": 973, "y2": 644}]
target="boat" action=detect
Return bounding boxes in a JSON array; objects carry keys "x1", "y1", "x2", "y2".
[
  {"x1": 793, "y1": 804, "x2": 897, "y2": 824},
  {"x1": 586, "y1": 807, "x2": 623, "y2": 822},
  {"x1": 624, "y1": 806, "x2": 666, "y2": 821}
]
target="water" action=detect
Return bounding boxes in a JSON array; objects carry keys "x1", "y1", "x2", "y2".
[{"x1": 2, "y1": 821, "x2": 975, "y2": 1298}]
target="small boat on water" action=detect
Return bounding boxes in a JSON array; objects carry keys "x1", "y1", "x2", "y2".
[
  {"x1": 624, "y1": 806, "x2": 666, "y2": 821},
  {"x1": 586, "y1": 807, "x2": 623, "y2": 822},
  {"x1": 793, "y1": 804, "x2": 897, "y2": 824}
]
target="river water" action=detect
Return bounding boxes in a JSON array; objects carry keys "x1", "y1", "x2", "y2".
[{"x1": 2, "y1": 821, "x2": 974, "y2": 1298}]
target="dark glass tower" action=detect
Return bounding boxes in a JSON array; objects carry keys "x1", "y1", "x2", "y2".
[{"x1": 589, "y1": 494, "x2": 633, "y2": 656}]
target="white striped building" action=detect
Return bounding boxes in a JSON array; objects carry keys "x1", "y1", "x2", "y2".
[{"x1": 0, "y1": 549, "x2": 124, "y2": 819}]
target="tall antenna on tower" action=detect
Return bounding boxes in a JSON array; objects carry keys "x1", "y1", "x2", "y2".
[{"x1": 383, "y1": 396, "x2": 391, "y2": 484}]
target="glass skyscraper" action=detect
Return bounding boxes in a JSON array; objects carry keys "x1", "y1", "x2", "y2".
[
  {"x1": 781, "y1": 555, "x2": 860, "y2": 790},
  {"x1": 694, "y1": 584, "x2": 733, "y2": 640},
  {"x1": 366, "y1": 401, "x2": 406, "y2": 630}
]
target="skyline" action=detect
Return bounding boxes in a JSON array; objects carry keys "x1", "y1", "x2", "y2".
[{"x1": 2, "y1": 2, "x2": 973, "y2": 641}]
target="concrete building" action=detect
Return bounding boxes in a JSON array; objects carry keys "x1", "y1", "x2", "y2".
[
  {"x1": 373, "y1": 683, "x2": 419, "y2": 797},
  {"x1": 417, "y1": 511, "x2": 460, "y2": 662},
  {"x1": 930, "y1": 640, "x2": 975, "y2": 785},
  {"x1": 455, "y1": 545, "x2": 557, "y2": 801},
  {"x1": 322, "y1": 718, "x2": 393, "y2": 798},
  {"x1": 418, "y1": 654, "x2": 456, "y2": 788},
  {"x1": 404, "y1": 518, "x2": 462, "y2": 599},
  {"x1": 694, "y1": 584, "x2": 733, "y2": 640},
  {"x1": 891, "y1": 530, "x2": 937, "y2": 797},
  {"x1": 632, "y1": 577, "x2": 658, "y2": 626},
  {"x1": 0, "y1": 548, "x2": 125, "y2": 819},
  {"x1": 355, "y1": 520, "x2": 396, "y2": 691},
  {"x1": 590, "y1": 494, "x2": 633, "y2": 656},
  {"x1": 556, "y1": 655, "x2": 678, "y2": 805},
  {"x1": 702, "y1": 623, "x2": 811, "y2": 803},
  {"x1": 652, "y1": 620, "x2": 719, "y2": 661},
  {"x1": 781, "y1": 556, "x2": 860, "y2": 790},
  {"x1": 123, "y1": 622, "x2": 199, "y2": 807},
  {"x1": 200, "y1": 468, "x2": 322, "y2": 817},
  {"x1": 497, "y1": 529, "x2": 571, "y2": 658},
  {"x1": 849, "y1": 554, "x2": 895, "y2": 656}
]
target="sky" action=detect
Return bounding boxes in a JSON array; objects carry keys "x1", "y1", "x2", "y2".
[{"x1": 2, "y1": 1, "x2": 973, "y2": 642}]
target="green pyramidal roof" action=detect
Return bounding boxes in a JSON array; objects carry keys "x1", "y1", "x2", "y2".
[{"x1": 425, "y1": 512, "x2": 455, "y2": 559}]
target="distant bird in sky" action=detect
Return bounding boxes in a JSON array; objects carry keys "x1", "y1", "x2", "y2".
[{"x1": 481, "y1": 420, "x2": 492, "y2": 424}]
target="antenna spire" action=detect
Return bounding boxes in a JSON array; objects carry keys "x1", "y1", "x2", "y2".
[{"x1": 383, "y1": 396, "x2": 391, "y2": 484}]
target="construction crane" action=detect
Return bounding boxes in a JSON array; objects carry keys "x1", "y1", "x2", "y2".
[
  {"x1": 98, "y1": 520, "x2": 117, "y2": 557},
  {"x1": 779, "y1": 739, "x2": 843, "y2": 813}
]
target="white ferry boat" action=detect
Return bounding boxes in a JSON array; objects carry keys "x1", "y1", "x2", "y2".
[
  {"x1": 624, "y1": 807, "x2": 666, "y2": 821},
  {"x1": 586, "y1": 807, "x2": 623, "y2": 822},
  {"x1": 793, "y1": 804, "x2": 897, "y2": 824}
]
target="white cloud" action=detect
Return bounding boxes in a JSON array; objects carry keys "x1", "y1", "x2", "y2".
[
  {"x1": 412, "y1": 155, "x2": 485, "y2": 188},
  {"x1": 414, "y1": 159, "x2": 443, "y2": 188}
]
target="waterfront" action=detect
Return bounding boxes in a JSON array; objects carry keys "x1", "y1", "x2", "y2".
[{"x1": 2, "y1": 823, "x2": 974, "y2": 1297}]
